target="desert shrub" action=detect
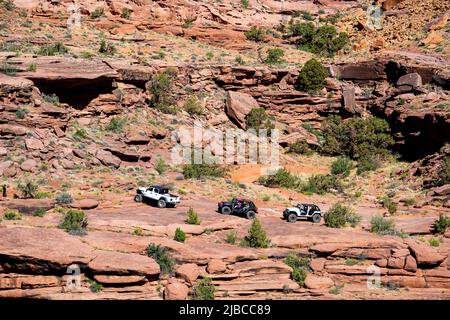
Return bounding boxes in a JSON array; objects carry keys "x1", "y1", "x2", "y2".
[
  {"x1": 59, "y1": 209, "x2": 87, "y2": 234},
  {"x1": 132, "y1": 226, "x2": 143, "y2": 236},
  {"x1": 297, "y1": 58, "x2": 328, "y2": 92},
  {"x1": 72, "y1": 127, "x2": 88, "y2": 141},
  {"x1": 155, "y1": 158, "x2": 166, "y2": 175},
  {"x1": 15, "y1": 108, "x2": 29, "y2": 119},
  {"x1": 241, "y1": 0, "x2": 249, "y2": 9},
  {"x1": 1, "y1": 61, "x2": 17, "y2": 76},
  {"x1": 436, "y1": 157, "x2": 450, "y2": 187},
  {"x1": 433, "y1": 213, "x2": 450, "y2": 234},
  {"x1": 324, "y1": 203, "x2": 361, "y2": 228},
  {"x1": 105, "y1": 116, "x2": 127, "y2": 133},
  {"x1": 33, "y1": 208, "x2": 47, "y2": 217},
  {"x1": 182, "y1": 17, "x2": 195, "y2": 28},
  {"x1": 329, "y1": 284, "x2": 344, "y2": 295},
  {"x1": 264, "y1": 48, "x2": 285, "y2": 65},
  {"x1": 85, "y1": 278, "x2": 103, "y2": 292},
  {"x1": 182, "y1": 163, "x2": 228, "y2": 179},
  {"x1": 184, "y1": 96, "x2": 204, "y2": 115},
  {"x1": 174, "y1": 227, "x2": 186, "y2": 243},
  {"x1": 121, "y1": 8, "x2": 131, "y2": 19},
  {"x1": 146, "y1": 244, "x2": 175, "y2": 275},
  {"x1": 345, "y1": 258, "x2": 361, "y2": 266},
  {"x1": 4, "y1": 209, "x2": 22, "y2": 220},
  {"x1": 17, "y1": 180, "x2": 38, "y2": 199},
  {"x1": 402, "y1": 198, "x2": 415, "y2": 207},
  {"x1": 291, "y1": 267, "x2": 308, "y2": 287},
  {"x1": 90, "y1": 7, "x2": 104, "y2": 19},
  {"x1": 301, "y1": 174, "x2": 342, "y2": 195},
  {"x1": 258, "y1": 168, "x2": 301, "y2": 189},
  {"x1": 331, "y1": 157, "x2": 352, "y2": 177},
  {"x1": 0, "y1": 0, "x2": 15, "y2": 11},
  {"x1": 56, "y1": 192, "x2": 73, "y2": 205},
  {"x1": 370, "y1": 215, "x2": 395, "y2": 234},
  {"x1": 321, "y1": 115, "x2": 394, "y2": 163},
  {"x1": 36, "y1": 42, "x2": 68, "y2": 56},
  {"x1": 146, "y1": 68, "x2": 179, "y2": 114},
  {"x1": 186, "y1": 207, "x2": 201, "y2": 225},
  {"x1": 381, "y1": 196, "x2": 397, "y2": 215},
  {"x1": 285, "y1": 254, "x2": 309, "y2": 287},
  {"x1": 192, "y1": 277, "x2": 215, "y2": 300},
  {"x1": 245, "y1": 26, "x2": 265, "y2": 42},
  {"x1": 288, "y1": 140, "x2": 313, "y2": 155},
  {"x1": 241, "y1": 218, "x2": 270, "y2": 248},
  {"x1": 357, "y1": 156, "x2": 381, "y2": 175},
  {"x1": 43, "y1": 93, "x2": 60, "y2": 105},
  {"x1": 98, "y1": 39, "x2": 116, "y2": 55},
  {"x1": 290, "y1": 23, "x2": 348, "y2": 56},
  {"x1": 226, "y1": 230, "x2": 237, "y2": 244},
  {"x1": 428, "y1": 238, "x2": 441, "y2": 247},
  {"x1": 245, "y1": 107, "x2": 275, "y2": 134}
]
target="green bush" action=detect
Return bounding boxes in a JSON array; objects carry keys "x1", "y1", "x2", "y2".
[
  {"x1": 433, "y1": 213, "x2": 450, "y2": 234},
  {"x1": 72, "y1": 127, "x2": 88, "y2": 141},
  {"x1": 321, "y1": 115, "x2": 394, "y2": 161},
  {"x1": 291, "y1": 267, "x2": 308, "y2": 287},
  {"x1": 370, "y1": 215, "x2": 395, "y2": 234},
  {"x1": 241, "y1": 0, "x2": 249, "y2": 9},
  {"x1": 297, "y1": 58, "x2": 328, "y2": 92},
  {"x1": 17, "y1": 180, "x2": 38, "y2": 199},
  {"x1": 285, "y1": 254, "x2": 309, "y2": 287},
  {"x1": 186, "y1": 207, "x2": 201, "y2": 225},
  {"x1": 33, "y1": 208, "x2": 47, "y2": 217},
  {"x1": 264, "y1": 48, "x2": 285, "y2": 65},
  {"x1": 245, "y1": 26, "x2": 265, "y2": 42},
  {"x1": 288, "y1": 140, "x2": 313, "y2": 155},
  {"x1": 436, "y1": 157, "x2": 450, "y2": 186},
  {"x1": 0, "y1": 0, "x2": 15, "y2": 10},
  {"x1": 4, "y1": 209, "x2": 22, "y2": 220},
  {"x1": 146, "y1": 244, "x2": 175, "y2": 275},
  {"x1": 56, "y1": 193, "x2": 73, "y2": 205},
  {"x1": 290, "y1": 23, "x2": 348, "y2": 56},
  {"x1": 174, "y1": 227, "x2": 186, "y2": 243},
  {"x1": 331, "y1": 157, "x2": 352, "y2": 177},
  {"x1": 85, "y1": 278, "x2": 103, "y2": 292},
  {"x1": 182, "y1": 163, "x2": 228, "y2": 179},
  {"x1": 301, "y1": 174, "x2": 342, "y2": 195},
  {"x1": 59, "y1": 209, "x2": 87, "y2": 234},
  {"x1": 90, "y1": 7, "x2": 104, "y2": 19},
  {"x1": 36, "y1": 42, "x2": 68, "y2": 56},
  {"x1": 43, "y1": 93, "x2": 60, "y2": 105},
  {"x1": 192, "y1": 277, "x2": 215, "y2": 300},
  {"x1": 105, "y1": 116, "x2": 127, "y2": 133},
  {"x1": 146, "y1": 68, "x2": 179, "y2": 114},
  {"x1": 226, "y1": 230, "x2": 237, "y2": 244},
  {"x1": 15, "y1": 108, "x2": 29, "y2": 119},
  {"x1": 98, "y1": 39, "x2": 116, "y2": 56},
  {"x1": 381, "y1": 196, "x2": 397, "y2": 215},
  {"x1": 155, "y1": 158, "x2": 166, "y2": 175},
  {"x1": 324, "y1": 203, "x2": 361, "y2": 228},
  {"x1": 184, "y1": 96, "x2": 204, "y2": 115},
  {"x1": 357, "y1": 156, "x2": 381, "y2": 175},
  {"x1": 242, "y1": 218, "x2": 270, "y2": 248},
  {"x1": 121, "y1": 8, "x2": 131, "y2": 19},
  {"x1": 132, "y1": 226, "x2": 144, "y2": 236},
  {"x1": 245, "y1": 107, "x2": 275, "y2": 134},
  {"x1": 257, "y1": 168, "x2": 301, "y2": 189}
]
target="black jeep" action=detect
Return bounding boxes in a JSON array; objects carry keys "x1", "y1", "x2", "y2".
[{"x1": 218, "y1": 198, "x2": 258, "y2": 219}]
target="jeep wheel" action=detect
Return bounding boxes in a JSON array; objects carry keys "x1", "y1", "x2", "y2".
[
  {"x1": 157, "y1": 199, "x2": 167, "y2": 208},
  {"x1": 287, "y1": 213, "x2": 297, "y2": 223},
  {"x1": 246, "y1": 210, "x2": 256, "y2": 220},
  {"x1": 134, "y1": 194, "x2": 143, "y2": 203},
  {"x1": 312, "y1": 214, "x2": 321, "y2": 223},
  {"x1": 221, "y1": 206, "x2": 232, "y2": 215}
]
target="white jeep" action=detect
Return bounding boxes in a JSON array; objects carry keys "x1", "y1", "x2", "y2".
[
  {"x1": 283, "y1": 203, "x2": 323, "y2": 223},
  {"x1": 134, "y1": 185, "x2": 180, "y2": 208}
]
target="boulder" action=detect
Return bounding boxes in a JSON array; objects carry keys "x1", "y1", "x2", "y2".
[
  {"x1": 396, "y1": 73, "x2": 422, "y2": 91},
  {"x1": 225, "y1": 91, "x2": 258, "y2": 129},
  {"x1": 207, "y1": 259, "x2": 227, "y2": 274},
  {"x1": 404, "y1": 255, "x2": 418, "y2": 272},
  {"x1": 70, "y1": 199, "x2": 99, "y2": 210},
  {"x1": 20, "y1": 159, "x2": 38, "y2": 172},
  {"x1": 164, "y1": 282, "x2": 189, "y2": 300},
  {"x1": 433, "y1": 184, "x2": 450, "y2": 196},
  {"x1": 405, "y1": 239, "x2": 445, "y2": 267},
  {"x1": 0, "y1": 147, "x2": 7, "y2": 157},
  {"x1": 421, "y1": 30, "x2": 444, "y2": 49},
  {"x1": 25, "y1": 138, "x2": 44, "y2": 151},
  {"x1": 387, "y1": 256, "x2": 405, "y2": 269},
  {"x1": 342, "y1": 85, "x2": 356, "y2": 112},
  {"x1": 304, "y1": 274, "x2": 334, "y2": 290},
  {"x1": 309, "y1": 258, "x2": 326, "y2": 272},
  {"x1": 93, "y1": 275, "x2": 146, "y2": 285},
  {"x1": 176, "y1": 263, "x2": 201, "y2": 285},
  {"x1": 95, "y1": 150, "x2": 121, "y2": 168}
]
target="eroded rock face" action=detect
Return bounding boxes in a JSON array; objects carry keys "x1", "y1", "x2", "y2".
[{"x1": 405, "y1": 239, "x2": 446, "y2": 267}]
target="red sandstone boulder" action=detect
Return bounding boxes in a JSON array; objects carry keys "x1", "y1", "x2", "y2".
[
  {"x1": 304, "y1": 274, "x2": 334, "y2": 290},
  {"x1": 405, "y1": 239, "x2": 445, "y2": 267},
  {"x1": 176, "y1": 263, "x2": 201, "y2": 285},
  {"x1": 225, "y1": 91, "x2": 259, "y2": 129},
  {"x1": 207, "y1": 259, "x2": 227, "y2": 274},
  {"x1": 165, "y1": 282, "x2": 189, "y2": 300}
]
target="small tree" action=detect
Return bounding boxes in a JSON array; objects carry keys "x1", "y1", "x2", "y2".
[
  {"x1": 297, "y1": 58, "x2": 327, "y2": 93},
  {"x1": 242, "y1": 218, "x2": 270, "y2": 248},
  {"x1": 192, "y1": 277, "x2": 215, "y2": 300},
  {"x1": 331, "y1": 157, "x2": 352, "y2": 177},
  {"x1": 17, "y1": 180, "x2": 38, "y2": 199},
  {"x1": 324, "y1": 203, "x2": 361, "y2": 228},
  {"x1": 245, "y1": 26, "x2": 265, "y2": 42},
  {"x1": 436, "y1": 157, "x2": 450, "y2": 186},
  {"x1": 433, "y1": 213, "x2": 450, "y2": 234},
  {"x1": 59, "y1": 209, "x2": 87, "y2": 235},
  {"x1": 146, "y1": 68, "x2": 179, "y2": 114},
  {"x1": 245, "y1": 107, "x2": 275, "y2": 134},
  {"x1": 174, "y1": 227, "x2": 186, "y2": 243},
  {"x1": 284, "y1": 254, "x2": 309, "y2": 287},
  {"x1": 155, "y1": 158, "x2": 166, "y2": 175},
  {"x1": 264, "y1": 48, "x2": 285, "y2": 65},
  {"x1": 146, "y1": 244, "x2": 175, "y2": 275},
  {"x1": 186, "y1": 207, "x2": 201, "y2": 225},
  {"x1": 184, "y1": 96, "x2": 204, "y2": 115}
]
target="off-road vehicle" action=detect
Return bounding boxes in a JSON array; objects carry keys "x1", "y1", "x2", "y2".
[
  {"x1": 218, "y1": 198, "x2": 257, "y2": 219},
  {"x1": 134, "y1": 185, "x2": 180, "y2": 208},
  {"x1": 283, "y1": 203, "x2": 323, "y2": 223}
]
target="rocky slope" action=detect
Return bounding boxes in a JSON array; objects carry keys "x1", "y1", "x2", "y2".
[{"x1": 0, "y1": 0, "x2": 449, "y2": 299}]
